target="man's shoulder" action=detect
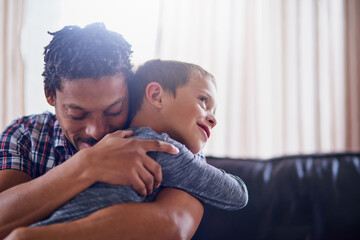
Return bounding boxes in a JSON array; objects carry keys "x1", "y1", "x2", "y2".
[
  {"x1": 18, "y1": 112, "x2": 56, "y2": 124},
  {"x1": 1, "y1": 111, "x2": 57, "y2": 137}
]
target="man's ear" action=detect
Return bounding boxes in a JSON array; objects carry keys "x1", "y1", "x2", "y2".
[
  {"x1": 145, "y1": 82, "x2": 164, "y2": 109},
  {"x1": 45, "y1": 89, "x2": 55, "y2": 106}
]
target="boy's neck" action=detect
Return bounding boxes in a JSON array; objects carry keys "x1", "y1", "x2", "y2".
[{"x1": 129, "y1": 107, "x2": 164, "y2": 134}]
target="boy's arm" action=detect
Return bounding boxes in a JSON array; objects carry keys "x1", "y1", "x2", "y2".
[
  {"x1": 154, "y1": 139, "x2": 248, "y2": 210},
  {"x1": 5, "y1": 188, "x2": 204, "y2": 240}
]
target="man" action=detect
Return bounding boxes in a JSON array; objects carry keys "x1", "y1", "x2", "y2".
[{"x1": 0, "y1": 23, "x2": 203, "y2": 239}]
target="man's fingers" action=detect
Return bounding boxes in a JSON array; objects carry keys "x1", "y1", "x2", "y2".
[
  {"x1": 91, "y1": 136, "x2": 173, "y2": 193},
  {"x1": 114, "y1": 130, "x2": 134, "y2": 138},
  {"x1": 131, "y1": 156, "x2": 161, "y2": 196},
  {"x1": 142, "y1": 155, "x2": 162, "y2": 189},
  {"x1": 143, "y1": 139, "x2": 179, "y2": 155},
  {"x1": 137, "y1": 166, "x2": 155, "y2": 195},
  {"x1": 131, "y1": 174, "x2": 147, "y2": 197}
]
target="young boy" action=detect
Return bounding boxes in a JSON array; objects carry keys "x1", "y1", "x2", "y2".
[{"x1": 32, "y1": 59, "x2": 248, "y2": 226}]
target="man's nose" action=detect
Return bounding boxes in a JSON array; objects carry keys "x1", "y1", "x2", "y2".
[{"x1": 85, "y1": 117, "x2": 109, "y2": 140}]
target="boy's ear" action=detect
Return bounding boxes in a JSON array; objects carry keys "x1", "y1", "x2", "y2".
[
  {"x1": 145, "y1": 82, "x2": 164, "y2": 109},
  {"x1": 45, "y1": 90, "x2": 55, "y2": 106}
]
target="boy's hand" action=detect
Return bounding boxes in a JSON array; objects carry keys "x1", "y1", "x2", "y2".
[{"x1": 80, "y1": 130, "x2": 179, "y2": 196}]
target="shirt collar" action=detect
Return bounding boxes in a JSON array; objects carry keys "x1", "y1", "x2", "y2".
[{"x1": 53, "y1": 120, "x2": 77, "y2": 155}]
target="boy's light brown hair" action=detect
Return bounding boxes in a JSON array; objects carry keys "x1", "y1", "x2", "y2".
[{"x1": 128, "y1": 59, "x2": 216, "y2": 122}]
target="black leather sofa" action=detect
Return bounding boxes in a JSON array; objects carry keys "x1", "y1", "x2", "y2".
[{"x1": 193, "y1": 152, "x2": 360, "y2": 240}]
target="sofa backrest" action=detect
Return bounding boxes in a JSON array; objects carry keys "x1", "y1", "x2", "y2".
[{"x1": 193, "y1": 152, "x2": 360, "y2": 240}]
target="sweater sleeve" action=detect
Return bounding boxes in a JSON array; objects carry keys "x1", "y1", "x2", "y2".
[{"x1": 149, "y1": 141, "x2": 248, "y2": 211}]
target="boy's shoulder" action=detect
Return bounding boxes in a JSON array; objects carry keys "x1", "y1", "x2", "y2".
[
  {"x1": 128, "y1": 126, "x2": 186, "y2": 151},
  {"x1": 128, "y1": 126, "x2": 172, "y2": 142},
  {"x1": 128, "y1": 126, "x2": 206, "y2": 163}
]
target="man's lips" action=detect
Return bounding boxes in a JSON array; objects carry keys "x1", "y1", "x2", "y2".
[
  {"x1": 197, "y1": 123, "x2": 210, "y2": 138},
  {"x1": 77, "y1": 138, "x2": 98, "y2": 148},
  {"x1": 80, "y1": 142, "x2": 93, "y2": 149}
]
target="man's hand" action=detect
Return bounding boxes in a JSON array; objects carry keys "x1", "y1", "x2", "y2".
[
  {"x1": 0, "y1": 130, "x2": 178, "y2": 237},
  {"x1": 81, "y1": 130, "x2": 179, "y2": 196}
]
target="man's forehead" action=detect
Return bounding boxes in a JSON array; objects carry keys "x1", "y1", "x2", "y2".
[
  {"x1": 57, "y1": 75, "x2": 128, "y2": 108},
  {"x1": 60, "y1": 75, "x2": 127, "y2": 91},
  {"x1": 60, "y1": 72, "x2": 125, "y2": 85},
  {"x1": 64, "y1": 96, "x2": 126, "y2": 110}
]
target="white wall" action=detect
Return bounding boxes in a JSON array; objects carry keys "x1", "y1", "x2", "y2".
[
  {"x1": 22, "y1": 0, "x2": 161, "y2": 115},
  {"x1": 22, "y1": 0, "x2": 62, "y2": 114}
]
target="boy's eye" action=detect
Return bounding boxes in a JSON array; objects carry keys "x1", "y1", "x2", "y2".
[{"x1": 199, "y1": 96, "x2": 208, "y2": 104}]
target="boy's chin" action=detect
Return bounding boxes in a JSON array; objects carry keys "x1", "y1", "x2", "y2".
[{"x1": 190, "y1": 144, "x2": 204, "y2": 155}]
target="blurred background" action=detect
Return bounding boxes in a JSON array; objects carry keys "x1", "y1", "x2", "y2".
[{"x1": 1, "y1": 0, "x2": 359, "y2": 158}]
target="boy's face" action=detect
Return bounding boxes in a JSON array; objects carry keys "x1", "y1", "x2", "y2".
[
  {"x1": 46, "y1": 74, "x2": 129, "y2": 150},
  {"x1": 161, "y1": 75, "x2": 217, "y2": 154}
]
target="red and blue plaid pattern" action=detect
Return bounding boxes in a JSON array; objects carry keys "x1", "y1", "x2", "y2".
[
  {"x1": 0, "y1": 112, "x2": 75, "y2": 178},
  {"x1": 196, "y1": 150, "x2": 207, "y2": 163}
]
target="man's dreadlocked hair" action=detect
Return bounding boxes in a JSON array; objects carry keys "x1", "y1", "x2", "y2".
[{"x1": 43, "y1": 22, "x2": 133, "y2": 96}]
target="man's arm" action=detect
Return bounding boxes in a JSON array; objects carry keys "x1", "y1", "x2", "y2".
[
  {"x1": 0, "y1": 155, "x2": 93, "y2": 238},
  {"x1": 5, "y1": 188, "x2": 204, "y2": 240},
  {"x1": 0, "y1": 130, "x2": 178, "y2": 238}
]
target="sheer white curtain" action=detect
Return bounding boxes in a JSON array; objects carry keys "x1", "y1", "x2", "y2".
[
  {"x1": 0, "y1": 0, "x2": 24, "y2": 130},
  {"x1": 155, "y1": 0, "x2": 357, "y2": 158},
  {"x1": 3, "y1": 0, "x2": 359, "y2": 158}
]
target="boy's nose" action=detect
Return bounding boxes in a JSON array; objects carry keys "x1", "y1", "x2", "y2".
[{"x1": 207, "y1": 115, "x2": 217, "y2": 129}]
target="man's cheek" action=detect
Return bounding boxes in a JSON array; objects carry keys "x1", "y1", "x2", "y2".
[{"x1": 64, "y1": 123, "x2": 85, "y2": 139}]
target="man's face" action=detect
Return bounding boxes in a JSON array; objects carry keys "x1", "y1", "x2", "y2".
[
  {"x1": 160, "y1": 75, "x2": 217, "y2": 154},
  {"x1": 47, "y1": 74, "x2": 129, "y2": 150}
]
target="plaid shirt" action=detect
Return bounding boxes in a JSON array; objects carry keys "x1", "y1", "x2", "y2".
[
  {"x1": 0, "y1": 112, "x2": 76, "y2": 178},
  {"x1": 196, "y1": 150, "x2": 207, "y2": 163},
  {"x1": 0, "y1": 112, "x2": 206, "y2": 179}
]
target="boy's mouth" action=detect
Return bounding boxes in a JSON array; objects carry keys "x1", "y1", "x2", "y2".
[{"x1": 197, "y1": 123, "x2": 210, "y2": 139}]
